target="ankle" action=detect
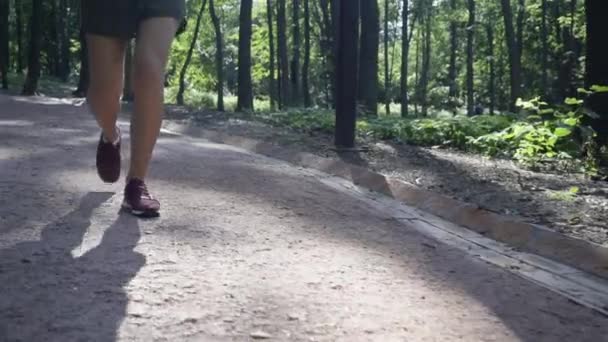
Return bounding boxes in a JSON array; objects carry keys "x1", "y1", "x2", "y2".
[{"x1": 102, "y1": 126, "x2": 120, "y2": 144}]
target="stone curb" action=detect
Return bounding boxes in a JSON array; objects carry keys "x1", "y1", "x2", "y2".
[{"x1": 162, "y1": 120, "x2": 608, "y2": 280}]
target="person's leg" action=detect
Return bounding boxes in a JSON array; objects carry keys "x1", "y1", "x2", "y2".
[
  {"x1": 86, "y1": 35, "x2": 127, "y2": 143},
  {"x1": 128, "y1": 18, "x2": 178, "y2": 180}
]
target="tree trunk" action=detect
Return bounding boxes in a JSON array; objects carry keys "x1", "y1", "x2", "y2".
[
  {"x1": 302, "y1": 0, "x2": 312, "y2": 107},
  {"x1": 176, "y1": 0, "x2": 207, "y2": 106},
  {"x1": 384, "y1": 0, "x2": 390, "y2": 116},
  {"x1": 0, "y1": 0, "x2": 9, "y2": 89},
  {"x1": 448, "y1": 0, "x2": 458, "y2": 105},
  {"x1": 277, "y1": 0, "x2": 290, "y2": 108},
  {"x1": 500, "y1": 0, "x2": 522, "y2": 111},
  {"x1": 400, "y1": 0, "x2": 409, "y2": 117},
  {"x1": 540, "y1": 0, "x2": 549, "y2": 95},
  {"x1": 466, "y1": 0, "x2": 475, "y2": 116},
  {"x1": 15, "y1": 0, "x2": 23, "y2": 72},
  {"x1": 516, "y1": 0, "x2": 525, "y2": 70},
  {"x1": 123, "y1": 41, "x2": 134, "y2": 102},
  {"x1": 58, "y1": 0, "x2": 70, "y2": 81},
  {"x1": 210, "y1": 0, "x2": 224, "y2": 111},
  {"x1": 414, "y1": 22, "x2": 420, "y2": 116},
  {"x1": 358, "y1": 0, "x2": 379, "y2": 116},
  {"x1": 486, "y1": 21, "x2": 495, "y2": 115},
  {"x1": 335, "y1": 0, "x2": 359, "y2": 148},
  {"x1": 585, "y1": 0, "x2": 608, "y2": 144},
  {"x1": 237, "y1": 0, "x2": 254, "y2": 111},
  {"x1": 22, "y1": 0, "x2": 43, "y2": 95},
  {"x1": 420, "y1": 8, "x2": 432, "y2": 117},
  {"x1": 291, "y1": 0, "x2": 301, "y2": 105}
]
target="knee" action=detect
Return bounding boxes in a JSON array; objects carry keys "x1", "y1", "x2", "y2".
[{"x1": 134, "y1": 54, "x2": 164, "y2": 85}]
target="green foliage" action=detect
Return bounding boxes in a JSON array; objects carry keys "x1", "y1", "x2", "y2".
[
  {"x1": 470, "y1": 96, "x2": 598, "y2": 173},
  {"x1": 547, "y1": 186, "x2": 580, "y2": 202}
]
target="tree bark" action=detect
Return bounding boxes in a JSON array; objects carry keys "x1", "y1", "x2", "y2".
[
  {"x1": 466, "y1": 0, "x2": 475, "y2": 116},
  {"x1": 335, "y1": 0, "x2": 359, "y2": 148},
  {"x1": 291, "y1": 0, "x2": 301, "y2": 105},
  {"x1": 500, "y1": 0, "x2": 522, "y2": 111},
  {"x1": 22, "y1": 0, "x2": 44, "y2": 95},
  {"x1": 237, "y1": 0, "x2": 254, "y2": 111},
  {"x1": 277, "y1": 0, "x2": 290, "y2": 108},
  {"x1": 400, "y1": 0, "x2": 409, "y2": 117},
  {"x1": 0, "y1": 0, "x2": 9, "y2": 89},
  {"x1": 176, "y1": 0, "x2": 207, "y2": 106},
  {"x1": 448, "y1": 0, "x2": 458, "y2": 105},
  {"x1": 585, "y1": 0, "x2": 608, "y2": 144},
  {"x1": 302, "y1": 0, "x2": 312, "y2": 107},
  {"x1": 15, "y1": 0, "x2": 23, "y2": 72},
  {"x1": 210, "y1": 0, "x2": 224, "y2": 111},
  {"x1": 420, "y1": 6, "x2": 432, "y2": 117},
  {"x1": 540, "y1": 0, "x2": 549, "y2": 95},
  {"x1": 358, "y1": 0, "x2": 380, "y2": 116},
  {"x1": 58, "y1": 0, "x2": 70, "y2": 81},
  {"x1": 384, "y1": 0, "x2": 390, "y2": 115},
  {"x1": 486, "y1": 21, "x2": 495, "y2": 115}
]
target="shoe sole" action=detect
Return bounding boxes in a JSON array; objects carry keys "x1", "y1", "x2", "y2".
[{"x1": 121, "y1": 202, "x2": 160, "y2": 218}]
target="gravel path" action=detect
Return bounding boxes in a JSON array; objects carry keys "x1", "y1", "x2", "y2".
[{"x1": 1, "y1": 95, "x2": 607, "y2": 341}]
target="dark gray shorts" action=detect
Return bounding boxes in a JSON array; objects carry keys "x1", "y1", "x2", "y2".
[{"x1": 82, "y1": 0, "x2": 186, "y2": 38}]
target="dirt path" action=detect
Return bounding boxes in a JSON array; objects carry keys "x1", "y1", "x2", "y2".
[{"x1": 1, "y1": 95, "x2": 607, "y2": 341}]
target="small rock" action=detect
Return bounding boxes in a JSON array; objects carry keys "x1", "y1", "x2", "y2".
[
  {"x1": 287, "y1": 313, "x2": 300, "y2": 321},
  {"x1": 250, "y1": 330, "x2": 272, "y2": 339}
]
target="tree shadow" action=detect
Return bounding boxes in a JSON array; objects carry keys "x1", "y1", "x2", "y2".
[{"x1": 0, "y1": 192, "x2": 145, "y2": 341}]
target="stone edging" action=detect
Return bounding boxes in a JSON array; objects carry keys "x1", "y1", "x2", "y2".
[{"x1": 162, "y1": 120, "x2": 608, "y2": 280}]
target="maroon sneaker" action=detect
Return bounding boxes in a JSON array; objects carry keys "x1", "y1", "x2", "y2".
[
  {"x1": 96, "y1": 127, "x2": 121, "y2": 183},
  {"x1": 122, "y1": 178, "x2": 161, "y2": 217}
]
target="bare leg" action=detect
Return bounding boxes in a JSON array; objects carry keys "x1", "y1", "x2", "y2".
[
  {"x1": 86, "y1": 35, "x2": 127, "y2": 142},
  {"x1": 128, "y1": 18, "x2": 178, "y2": 180}
]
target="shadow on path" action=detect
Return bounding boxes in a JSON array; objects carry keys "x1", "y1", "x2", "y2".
[{"x1": 0, "y1": 192, "x2": 145, "y2": 342}]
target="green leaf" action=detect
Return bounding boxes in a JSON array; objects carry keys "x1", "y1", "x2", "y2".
[
  {"x1": 563, "y1": 118, "x2": 578, "y2": 126},
  {"x1": 564, "y1": 97, "x2": 583, "y2": 106},
  {"x1": 554, "y1": 127, "x2": 572, "y2": 137},
  {"x1": 569, "y1": 186, "x2": 580, "y2": 194},
  {"x1": 577, "y1": 88, "x2": 592, "y2": 95},
  {"x1": 590, "y1": 85, "x2": 608, "y2": 93}
]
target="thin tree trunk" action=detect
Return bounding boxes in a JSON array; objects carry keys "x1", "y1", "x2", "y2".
[
  {"x1": 448, "y1": 0, "x2": 458, "y2": 104},
  {"x1": 358, "y1": 0, "x2": 379, "y2": 116},
  {"x1": 516, "y1": 0, "x2": 525, "y2": 69},
  {"x1": 414, "y1": 22, "x2": 420, "y2": 116},
  {"x1": 585, "y1": 0, "x2": 608, "y2": 145},
  {"x1": 277, "y1": 0, "x2": 290, "y2": 108},
  {"x1": 400, "y1": 0, "x2": 409, "y2": 117},
  {"x1": 291, "y1": 0, "x2": 301, "y2": 105},
  {"x1": 487, "y1": 21, "x2": 495, "y2": 115},
  {"x1": 237, "y1": 0, "x2": 254, "y2": 111},
  {"x1": 302, "y1": 0, "x2": 312, "y2": 107},
  {"x1": 384, "y1": 0, "x2": 390, "y2": 115},
  {"x1": 58, "y1": 0, "x2": 70, "y2": 81},
  {"x1": 0, "y1": 0, "x2": 9, "y2": 89},
  {"x1": 15, "y1": 0, "x2": 23, "y2": 72},
  {"x1": 210, "y1": 0, "x2": 224, "y2": 111},
  {"x1": 540, "y1": 0, "x2": 548, "y2": 95},
  {"x1": 335, "y1": 0, "x2": 359, "y2": 148},
  {"x1": 176, "y1": 0, "x2": 207, "y2": 106},
  {"x1": 420, "y1": 9, "x2": 432, "y2": 117},
  {"x1": 500, "y1": 0, "x2": 522, "y2": 111},
  {"x1": 22, "y1": 0, "x2": 43, "y2": 95},
  {"x1": 466, "y1": 0, "x2": 475, "y2": 116}
]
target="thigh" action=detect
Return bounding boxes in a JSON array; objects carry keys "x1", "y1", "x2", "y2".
[
  {"x1": 87, "y1": 35, "x2": 128, "y2": 91},
  {"x1": 134, "y1": 18, "x2": 179, "y2": 73},
  {"x1": 82, "y1": 0, "x2": 138, "y2": 38}
]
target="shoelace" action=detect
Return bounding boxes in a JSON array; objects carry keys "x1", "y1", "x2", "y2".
[{"x1": 137, "y1": 183, "x2": 154, "y2": 200}]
